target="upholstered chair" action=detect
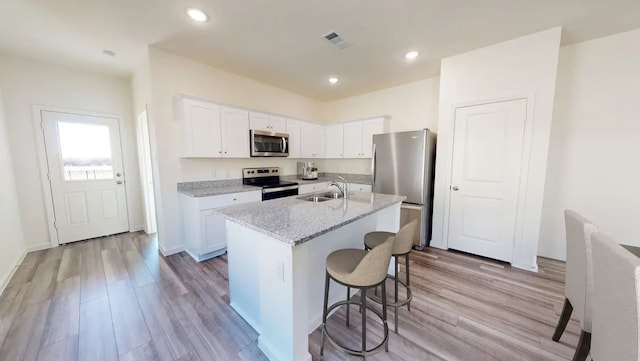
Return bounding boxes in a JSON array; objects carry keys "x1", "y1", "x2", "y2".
[
  {"x1": 591, "y1": 232, "x2": 640, "y2": 361},
  {"x1": 552, "y1": 210, "x2": 598, "y2": 361}
]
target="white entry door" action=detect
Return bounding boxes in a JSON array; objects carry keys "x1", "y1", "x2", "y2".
[
  {"x1": 41, "y1": 111, "x2": 129, "y2": 244},
  {"x1": 447, "y1": 99, "x2": 527, "y2": 262}
]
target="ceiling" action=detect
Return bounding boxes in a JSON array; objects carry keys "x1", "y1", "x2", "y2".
[{"x1": 1, "y1": 0, "x2": 639, "y2": 101}]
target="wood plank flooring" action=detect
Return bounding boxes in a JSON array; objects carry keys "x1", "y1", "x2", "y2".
[{"x1": 0, "y1": 232, "x2": 584, "y2": 361}]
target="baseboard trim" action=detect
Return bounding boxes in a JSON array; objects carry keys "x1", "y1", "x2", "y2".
[
  {"x1": 0, "y1": 249, "x2": 28, "y2": 297},
  {"x1": 158, "y1": 245, "x2": 184, "y2": 257},
  {"x1": 129, "y1": 224, "x2": 144, "y2": 232},
  {"x1": 512, "y1": 262, "x2": 539, "y2": 273},
  {"x1": 27, "y1": 242, "x2": 52, "y2": 252}
]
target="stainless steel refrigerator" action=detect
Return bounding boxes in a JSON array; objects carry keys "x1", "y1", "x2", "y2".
[{"x1": 372, "y1": 129, "x2": 437, "y2": 249}]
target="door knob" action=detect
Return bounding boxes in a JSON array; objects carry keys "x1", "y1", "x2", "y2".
[
  {"x1": 117, "y1": 180, "x2": 123, "y2": 185},
  {"x1": 116, "y1": 173, "x2": 122, "y2": 177},
  {"x1": 452, "y1": 186, "x2": 459, "y2": 191}
]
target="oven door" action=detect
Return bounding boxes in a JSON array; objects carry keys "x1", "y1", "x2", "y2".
[
  {"x1": 251, "y1": 130, "x2": 289, "y2": 157},
  {"x1": 262, "y1": 185, "x2": 299, "y2": 200}
]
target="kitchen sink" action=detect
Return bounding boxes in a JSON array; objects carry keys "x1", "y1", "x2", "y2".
[
  {"x1": 299, "y1": 191, "x2": 344, "y2": 203},
  {"x1": 316, "y1": 191, "x2": 344, "y2": 199},
  {"x1": 300, "y1": 196, "x2": 333, "y2": 203}
]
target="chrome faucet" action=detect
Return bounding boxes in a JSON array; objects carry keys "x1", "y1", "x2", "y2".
[{"x1": 329, "y1": 176, "x2": 349, "y2": 199}]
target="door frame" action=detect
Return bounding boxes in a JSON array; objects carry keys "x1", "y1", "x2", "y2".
[
  {"x1": 32, "y1": 105, "x2": 128, "y2": 247},
  {"x1": 136, "y1": 108, "x2": 157, "y2": 235},
  {"x1": 439, "y1": 94, "x2": 537, "y2": 270}
]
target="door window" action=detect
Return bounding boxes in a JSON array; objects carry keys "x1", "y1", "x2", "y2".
[{"x1": 58, "y1": 121, "x2": 114, "y2": 180}]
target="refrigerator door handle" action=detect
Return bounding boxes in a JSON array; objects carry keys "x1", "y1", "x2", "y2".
[{"x1": 371, "y1": 143, "x2": 376, "y2": 188}]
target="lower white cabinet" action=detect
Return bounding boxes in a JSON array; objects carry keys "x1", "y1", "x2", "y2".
[
  {"x1": 351, "y1": 183, "x2": 372, "y2": 192},
  {"x1": 298, "y1": 182, "x2": 372, "y2": 194},
  {"x1": 299, "y1": 182, "x2": 329, "y2": 194},
  {"x1": 180, "y1": 191, "x2": 262, "y2": 261}
]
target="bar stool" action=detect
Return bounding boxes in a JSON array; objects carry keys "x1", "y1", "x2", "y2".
[
  {"x1": 320, "y1": 236, "x2": 395, "y2": 360},
  {"x1": 364, "y1": 219, "x2": 419, "y2": 333}
]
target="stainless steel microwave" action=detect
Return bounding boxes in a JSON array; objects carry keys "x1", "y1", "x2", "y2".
[{"x1": 250, "y1": 130, "x2": 289, "y2": 157}]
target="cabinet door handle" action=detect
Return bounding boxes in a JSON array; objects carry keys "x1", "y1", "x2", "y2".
[{"x1": 219, "y1": 151, "x2": 223, "y2": 154}]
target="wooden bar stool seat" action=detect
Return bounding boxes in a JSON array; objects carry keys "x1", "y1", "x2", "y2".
[
  {"x1": 320, "y1": 236, "x2": 395, "y2": 360},
  {"x1": 364, "y1": 220, "x2": 419, "y2": 333}
]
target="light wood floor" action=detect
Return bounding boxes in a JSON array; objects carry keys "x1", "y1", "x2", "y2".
[{"x1": 0, "y1": 232, "x2": 584, "y2": 361}]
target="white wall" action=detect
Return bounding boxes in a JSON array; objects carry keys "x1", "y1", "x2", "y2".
[
  {"x1": 431, "y1": 27, "x2": 562, "y2": 271},
  {"x1": 0, "y1": 54, "x2": 144, "y2": 248},
  {"x1": 322, "y1": 77, "x2": 440, "y2": 131},
  {"x1": 0, "y1": 89, "x2": 27, "y2": 292},
  {"x1": 539, "y1": 28, "x2": 640, "y2": 259},
  {"x1": 147, "y1": 47, "x2": 325, "y2": 253}
]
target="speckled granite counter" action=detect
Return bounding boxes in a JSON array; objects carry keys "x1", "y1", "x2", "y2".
[
  {"x1": 177, "y1": 179, "x2": 260, "y2": 197},
  {"x1": 178, "y1": 173, "x2": 371, "y2": 197},
  {"x1": 282, "y1": 172, "x2": 372, "y2": 185},
  {"x1": 214, "y1": 192, "x2": 404, "y2": 246}
]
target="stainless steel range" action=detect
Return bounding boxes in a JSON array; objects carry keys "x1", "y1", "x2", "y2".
[{"x1": 242, "y1": 167, "x2": 299, "y2": 201}]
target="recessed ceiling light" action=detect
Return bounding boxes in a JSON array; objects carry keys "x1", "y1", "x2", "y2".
[
  {"x1": 405, "y1": 51, "x2": 419, "y2": 60},
  {"x1": 328, "y1": 77, "x2": 339, "y2": 85},
  {"x1": 102, "y1": 49, "x2": 116, "y2": 57},
  {"x1": 187, "y1": 8, "x2": 208, "y2": 22}
]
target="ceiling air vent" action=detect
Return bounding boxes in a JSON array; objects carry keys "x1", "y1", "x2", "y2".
[{"x1": 322, "y1": 31, "x2": 352, "y2": 50}]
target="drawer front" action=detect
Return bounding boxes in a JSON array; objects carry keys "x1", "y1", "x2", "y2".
[
  {"x1": 351, "y1": 183, "x2": 372, "y2": 192},
  {"x1": 198, "y1": 191, "x2": 262, "y2": 210}
]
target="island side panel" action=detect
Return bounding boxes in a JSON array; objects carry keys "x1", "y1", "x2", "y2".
[
  {"x1": 226, "y1": 221, "x2": 262, "y2": 333},
  {"x1": 226, "y1": 221, "x2": 312, "y2": 361}
]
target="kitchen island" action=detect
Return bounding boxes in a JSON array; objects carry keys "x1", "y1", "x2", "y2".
[{"x1": 215, "y1": 191, "x2": 405, "y2": 361}]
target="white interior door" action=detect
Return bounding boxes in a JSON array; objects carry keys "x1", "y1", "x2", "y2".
[
  {"x1": 447, "y1": 99, "x2": 527, "y2": 262},
  {"x1": 42, "y1": 110, "x2": 129, "y2": 244}
]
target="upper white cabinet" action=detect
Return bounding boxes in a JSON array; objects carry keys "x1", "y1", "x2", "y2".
[
  {"x1": 220, "y1": 107, "x2": 250, "y2": 158},
  {"x1": 249, "y1": 112, "x2": 286, "y2": 133},
  {"x1": 300, "y1": 122, "x2": 325, "y2": 158},
  {"x1": 177, "y1": 97, "x2": 249, "y2": 158},
  {"x1": 286, "y1": 119, "x2": 301, "y2": 158},
  {"x1": 343, "y1": 117, "x2": 387, "y2": 158},
  {"x1": 176, "y1": 94, "x2": 389, "y2": 160},
  {"x1": 325, "y1": 124, "x2": 344, "y2": 158},
  {"x1": 179, "y1": 99, "x2": 223, "y2": 157}
]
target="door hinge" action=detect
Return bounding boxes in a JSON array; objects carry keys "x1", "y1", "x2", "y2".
[
  {"x1": 40, "y1": 120, "x2": 45, "y2": 130},
  {"x1": 46, "y1": 172, "x2": 51, "y2": 181},
  {"x1": 53, "y1": 221, "x2": 58, "y2": 229}
]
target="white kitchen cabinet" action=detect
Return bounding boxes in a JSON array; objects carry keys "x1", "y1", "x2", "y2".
[
  {"x1": 300, "y1": 122, "x2": 325, "y2": 158},
  {"x1": 220, "y1": 106, "x2": 250, "y2": 158},
  {"x1": 249, "y1": 112, "x2": 287, "y2": 133},
  {"x1": 179, "y1": 99, "x2": 223, "y2": 157},
  {"x1": 361, "y1": 118, "x2": 385, "y2": 158},
  {"x1": 342, "y1": 122, "x2": 363, "y2": 158},
  {"x1": 350, "y1": 183, "x2": 372, "y2": 192},
  {"x1": 177, "y1": 97, "x2": 250, "y2": 158},
  {"x1": 286, "y1": 119, "x2": 301, "y2": 158},
  {"x1": 342, "y1": 117, "x2": 387, "y2": 158},
  {"x1": 180, "y1": 190, "x2": 262, "y2": 261},
  {"x1": 325, "y1": 123, "x2": 344, "y2": 158},
  {"x1": 299, "y1": 182, "x2": 329, "y2": 194}
]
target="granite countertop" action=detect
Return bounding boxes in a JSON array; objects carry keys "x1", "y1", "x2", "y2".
[
  {"x1": 177, "y1": 179, "x2": 261, "y2": 197},
  {"x1": 282, "y1": 173, "x2": 372, "y2": 185},
  {"x1": 214, "y1": 192, "x2": 405, "y2": 246},
  {"x1": 178, "y1": 173, "x2": 371, "y2": 197}
]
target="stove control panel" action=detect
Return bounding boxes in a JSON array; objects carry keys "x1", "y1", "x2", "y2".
[{"x1": 243, "y1": 167, "x2": 280, "y2": 179}]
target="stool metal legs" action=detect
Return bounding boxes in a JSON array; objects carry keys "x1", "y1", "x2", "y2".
[
  {"x1": 320, "y1": 272, "x2": 389, "y2": 359},
  {"x1": 320, "y1": 272, "x2": 330, "y2": 358},
  {"x1": 366, "y1": 252, "x2": 413, "y2": 334}
]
